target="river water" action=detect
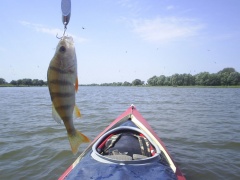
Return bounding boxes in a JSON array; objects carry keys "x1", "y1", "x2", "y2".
[{"x1": 0, "y1": 86, "x2": 239, "y2": 180}]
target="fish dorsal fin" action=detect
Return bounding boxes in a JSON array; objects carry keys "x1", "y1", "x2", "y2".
[
  {"x1": 52, "y1": 104, "x2": 62, "y2": 124},
  {"x1": 74, "y1": 104, "x2": 81, "y2": 118},
  {"x1": 75, "y1": 77, "x2": 78, "y2": 92}
]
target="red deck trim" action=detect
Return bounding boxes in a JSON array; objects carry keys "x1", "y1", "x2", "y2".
[
  {"x1": 58, "y1": 164, "x2": 73, "y2": 180},
  {"x1": 131, "y1": 106, "x2": 186, "y2": 180}
]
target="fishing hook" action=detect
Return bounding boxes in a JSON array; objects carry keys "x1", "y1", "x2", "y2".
[
  {"x1": 56, "y1": 24, "x2": 67, "y2": 39},
  {"x1": 56, "y1": 0, "x2": 71, "y2": 39}
]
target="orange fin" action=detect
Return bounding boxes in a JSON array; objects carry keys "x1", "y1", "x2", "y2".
[
  {"x1": 75, "y1": 77, "x2": 78, "y2": 92},
  {"x1": 68, "y1": 130, "x2": 90, "y2": 154},
  {"x1": 74, "y1": 105, "x2": 81, "y2": 118}
]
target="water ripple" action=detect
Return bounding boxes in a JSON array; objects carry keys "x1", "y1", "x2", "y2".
[{"x1": 0, "y1": 87, "x2": 239, "y2": 180}]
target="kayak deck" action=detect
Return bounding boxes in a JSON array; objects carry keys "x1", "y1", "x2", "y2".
[{"x1": 59, "y1": 105, "x2": 186, "y2": 180}]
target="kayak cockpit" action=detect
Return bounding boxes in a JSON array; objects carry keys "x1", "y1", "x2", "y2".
[
  {"x1": 91, "y1": 120, "x2": 161, "y2": 164},
  {"x1": 59, "y1": 106, "x2": 184, "y2": 180}
]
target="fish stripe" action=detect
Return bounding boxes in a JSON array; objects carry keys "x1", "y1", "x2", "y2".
[
  {"x1": 49, "y1": 79, "x2": 73, "y2": 86},
  {"x1": 49, "y1": 66, "x2": 75, "y2": 74},
  {"x1": 55, "y1": 105, "x2": 72, "y2": 111},
  {"x1": 50, "y1": 92, "x2": 74, "y2": 101},
  {"x1": 62, "y1": 116, "x2": 73, "y2": 123},
  {"x1": 49, "y1": 66, "x2": 67, "y2": 74}
]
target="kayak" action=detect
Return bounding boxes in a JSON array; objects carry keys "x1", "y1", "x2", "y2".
[{"x1": 59, "y1": 105, "x2": 186, "y2": 180}]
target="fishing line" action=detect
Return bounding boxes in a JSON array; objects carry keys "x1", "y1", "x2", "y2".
[{"x1": 56, "y1": 0, "x2": 71, "y2": 39}]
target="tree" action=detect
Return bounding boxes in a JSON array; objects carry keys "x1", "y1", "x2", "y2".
[
  {"x1": 21, "y1": 79, "x2": 32, "y2": 86},
  {"x1": 122, "y1": 81, "x2": 132, "y2": 86},
  {"x1": 227, "y1": 72, "x2": 240, "y2": 85},
  {"x1": 17, "y1": 79, "x2": 22, "y2": 86},
  {"x1": 38, "y1": 80, "x2": 44, "y2": 86},
  {"x1": 218, "y1": 67, "x2": 237, "y2": 86},
  {"x1": 157, "y1": 75, "x2": 165, "y2": 86},
  {"x1": 171, "y1": 74, "x2": 179, "y2": 86},
  {"x1": 0, "y1": 78, "x2": 7, "y2": 85},
  {"x1": 132, "y1": 79, "x2": 144, "y2": 86},
  {"x1": 147, "y1": 76, "x2": 158, "y2": 86},
  {"x1": 188, "y1": 74, "x2": 195, "y2": 85},
  {"x1": 10, "y1": 80, "x2": 17, "y2": 85},
  {"x1": 208, "y1": 73, "x2": 220, "y2": 86},
  {"x1": 219, "y1": 72, "x2": 229, "y2": 85},
  {"x1": 32, "y1": 79, "x2": 39, "y2": 86},
  {"x1": 182, "y1": 73, "x2": 195, "y2": 86},
  {"x1": 195, "y1": 72, "x2": 211, "y2": 85},
  {"x1": 218, "y1": 67, "x2": 236, "y2": 75},
  {"x1": 164, "y1": 76, "x2": 171, "y2": 86}
]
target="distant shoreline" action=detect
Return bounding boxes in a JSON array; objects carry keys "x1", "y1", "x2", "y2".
[
  {"x1": 1, "y1": 67, "x2": 240, "y2": 87},
  {"x1": 0, "y1": 85, "x2": 47, "y2": 87},
  {"x1": 1, "y1": 84, "x2": 240, "y2": 88}
]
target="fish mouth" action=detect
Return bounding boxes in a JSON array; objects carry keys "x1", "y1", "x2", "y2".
[
  {"x1": 56, "y1": 36, "x2": 74, "y2": 52},
  {"x1": 62, "y1": 36, "x2": 74, "y2": 44}
]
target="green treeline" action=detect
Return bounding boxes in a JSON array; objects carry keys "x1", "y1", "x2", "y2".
[
  {"x1": 97, "y1": 79, "x2": 144, "y2": 86},
  {"x1": 85, "y1": 67, "x2": 240, "y2": 86},
  {"x1": 1, "y1": 67, "x2": 240, "y2": 87},
  {"x1": 147, "y1": 67, "x2": 240, "y2": 86},
  {"x1": 0, "y1": 78, "x2": 47, "y2": 86}
]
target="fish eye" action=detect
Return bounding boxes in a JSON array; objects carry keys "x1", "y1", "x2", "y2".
[{"x1": 59, "y1": 46, "x2": 66, "y2": 52}]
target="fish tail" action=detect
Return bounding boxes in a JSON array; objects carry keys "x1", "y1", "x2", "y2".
[{"x1": 68, "y1": 130, "x2": 90, "y2": 154}]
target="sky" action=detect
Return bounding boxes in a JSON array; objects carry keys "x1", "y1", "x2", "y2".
[{"x1": 0, "y1": 0, "x2": 240, "y2": 84}]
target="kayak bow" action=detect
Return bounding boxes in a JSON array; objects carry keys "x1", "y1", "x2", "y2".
[{"x1": 59, "y1": 105, "x2": 186, "y2": 180}]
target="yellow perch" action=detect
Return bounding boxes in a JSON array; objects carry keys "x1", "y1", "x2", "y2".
[{"x1": 47, "y1": 36, "x2": 90, "y2": 154}]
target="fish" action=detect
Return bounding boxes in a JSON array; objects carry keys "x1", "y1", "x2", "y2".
[{"x1": 47, "y1": 36, "x2": 90, "y2": 154}]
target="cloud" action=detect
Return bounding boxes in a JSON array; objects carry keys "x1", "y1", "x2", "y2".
[
  {"x1": 166, "y1": 5, "x2": 175, "y2": 10},
  {"x1": 117, "y1": 0, "x2": 133, "y2": 8},
  {"x1": 19, "y1": 21, "x2": 87, "y2": 43},
  {"x1": 130, "y1": 17, "x2": 205, "y2": 43}
]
